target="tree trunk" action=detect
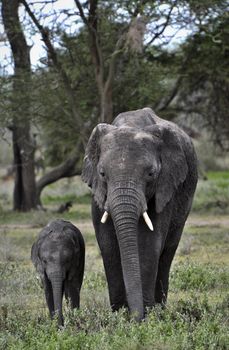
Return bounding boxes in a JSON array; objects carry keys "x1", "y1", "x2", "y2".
[
  {"x1": 2, "y1": 0, "x2": 37, "y2": 211},
  {"x1": 100, "y1": 85, "x2": 113, "y2": 123}
]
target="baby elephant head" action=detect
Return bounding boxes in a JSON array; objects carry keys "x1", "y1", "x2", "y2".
[{"x1": 31, "y1": 219, "x2": 85, "y2": 326}]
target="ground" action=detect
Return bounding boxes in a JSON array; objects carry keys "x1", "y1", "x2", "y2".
[{"x1": 0, "y1": 172, "x2": 228, "y2": 349}]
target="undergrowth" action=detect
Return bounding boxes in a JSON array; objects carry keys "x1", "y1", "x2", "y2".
[
  {"x1": 0, "y1": 171, "x2": 229, "y2": 349},
  {"x1": 1, "y1": 295, "x2": 228, "y2": 350}
]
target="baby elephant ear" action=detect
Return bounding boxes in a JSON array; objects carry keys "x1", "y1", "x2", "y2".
[
  {"x1": 146, "y1": 124, "x2": 188, "y2": 213},
  {"x1": 31, "y1": 241, "x2": 44, "y2": 280},
  {"x1": 82, "y1": 123, "x2": 116, "y2": 208}
]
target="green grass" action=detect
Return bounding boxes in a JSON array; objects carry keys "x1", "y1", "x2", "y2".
[
  {"x1": 207, "y1": 171, "x2": 229, "y2": 181},
  {"x1": 0, "y1": 202, "x2": 91, "y2": 226},
  {"x1": 0, "y1": 172, "x2": 229, "y2": 349},
  {"x1": 42, "y1": 193, "x2": 92, "y2": 206},
  {"x1": 192, "y1": 171, "x2": 229, "y2": 214}
]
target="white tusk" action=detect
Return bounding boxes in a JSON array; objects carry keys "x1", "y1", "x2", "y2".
[
  {"x1": 143, "y1": 212, "x2": 154, "y2": 231},
  {"x1": 101, "y1": 211, "x2": 109, "y2": 223}
]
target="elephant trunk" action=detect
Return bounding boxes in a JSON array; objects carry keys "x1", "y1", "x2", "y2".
[
  {"x1": 109, "y1": 183, "x2": 144, "y2": 321},
  {"x1": 50, "y1": 273, "x2": 64, "y2": 326}
]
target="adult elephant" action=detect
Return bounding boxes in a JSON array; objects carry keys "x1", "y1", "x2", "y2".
[{"x1": 82, "y1": 108, "x2": 198, "y2": 321}]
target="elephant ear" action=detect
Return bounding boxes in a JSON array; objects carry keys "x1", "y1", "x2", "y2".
[
  {"x1": 82, "y1": 123, "x2": 116, "y2": 209},
  {"x1": 31, "y1": 226, "x2": 52, "y2": 280},
  {"x1": 31, "y1": 240, "x2": 45, "y2": 280},
  {"x1": 64, "y1": 225, "x2": 85, "y2": 281},
  {"x1": 64, "y1": 225, "x2": 81, "y2": 257},
  {"x1": 146, "y1": 124, "x2": 188, "y2": 213}
]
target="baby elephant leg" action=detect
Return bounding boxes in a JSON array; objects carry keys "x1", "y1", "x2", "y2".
[{"x1": 65, "y1": 279, "x2": 80, "y2": 309}]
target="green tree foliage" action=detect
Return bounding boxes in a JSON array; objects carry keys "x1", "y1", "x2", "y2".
[
  {"x1": 0, "y1": 0, "x2": 228, "y2": 208},
  {"x1": 176, "y1": 10, "x2": 229, "y2": 150}
]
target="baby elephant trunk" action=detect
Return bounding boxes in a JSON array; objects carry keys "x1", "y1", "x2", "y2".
[{"x1": 50, "y1": 273, "x2": 64, "y2": 326}]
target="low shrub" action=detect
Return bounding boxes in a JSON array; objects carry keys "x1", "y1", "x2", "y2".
[
  {"x1": 170, "y1": 261, "x2": 229, "y2": 291},
  {"x1": 1, "y1": 296, "x2": 228, "y2": 350}
]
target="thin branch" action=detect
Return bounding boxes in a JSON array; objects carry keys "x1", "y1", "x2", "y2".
[
  {"x1": 104, "y1": 36, "x2": 125, "y2": 94},
  {"x1": 21, "y1": 0, "x2": 83, "y2": 127},
  {"x1": 156, "y1": 75, "x2": 183, "y2": 111},
  {"x1": 74, "y1": 0, "x2": 103, "y2": 89},
  {"x1": 74, "y1": 0, "x2": 89, "y2": 27},
  {"x1": 145, "y1": 1, "x2": 177, "y2": 48}
]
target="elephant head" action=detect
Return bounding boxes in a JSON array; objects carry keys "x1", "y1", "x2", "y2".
[{"x1": 82, "y1": 122, "x2": 188, "y2": 320}]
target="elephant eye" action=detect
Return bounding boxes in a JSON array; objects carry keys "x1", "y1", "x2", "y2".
[
  {"x1": 99, "y1": 168, "x2": 105, "y2": 177},
  {"x1": 148, "y1": 168, "x2": 155, "y2": 176},
  {"x1": 147, "y1": 167, "x2": 155, "y2": 179}
]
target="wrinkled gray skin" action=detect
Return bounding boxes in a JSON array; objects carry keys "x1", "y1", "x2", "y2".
[
  {"x1": 82, "y1": 108, "x2": 198, "y2": 321},
  {"x1": 31, "y1": 219, "x2": 85, "y2": 326}
]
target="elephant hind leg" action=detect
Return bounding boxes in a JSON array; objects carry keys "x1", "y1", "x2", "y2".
[
  {"x1": 98, "y1": 231, "x2": 127, "y2": 311},
  {"x1": 103, "y1": 251, "x2": 128, "y2": 312}
]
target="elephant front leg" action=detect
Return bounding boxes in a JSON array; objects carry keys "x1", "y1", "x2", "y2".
[
  {"x1": 92, "y1": 202, "x2": 127, "y2": 311},
  {"x1": 138, "y1": 216, "x2": 164, "y2": 311},
  {"x1": 141, "y1": 255, "x2": 160, "y2": 311},
  {"x1": 97, "y1": 226, "x2": 128, "y2": 311},
  {"x1": 104, "y1": 254, "x2": 128, "y2": 311},
  {"x1": 64, "y1": 279, "x2": 80, "y2": 309}
]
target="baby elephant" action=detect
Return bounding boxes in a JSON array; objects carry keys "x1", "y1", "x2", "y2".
[{"x1": 31, "y1": 219, "x2": 85, "y2": 326}]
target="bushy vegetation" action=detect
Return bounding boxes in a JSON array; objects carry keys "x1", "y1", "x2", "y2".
[
  {"x1": 170, "y1": 262, "x2": 228, "y2": 291},
  {"x1": 1, "y1": 297, "x2": 228, "y2": 350},
  {"x1": 0, "y1": 171, "x2": 228, "y2": 349}
]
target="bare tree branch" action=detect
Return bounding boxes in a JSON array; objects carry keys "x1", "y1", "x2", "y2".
[
  {"x1": 145, "y1": 1, "x2": 177, "y2": 48},
  {"x1": 21, "y1": 0, "x2": 83, "y2": 128},
  {"x1": 156, "y1": 75, "x2": 183, "y2": 112},
  {"x1": 36, "y1": 152, "x2": 81, "y2": 205},
  {"x1": 74, "y1": 0, "x2": 89, "y2": 27},
  {"x1": 74, "y1": 0, "x2": 150, "y2": 123}
]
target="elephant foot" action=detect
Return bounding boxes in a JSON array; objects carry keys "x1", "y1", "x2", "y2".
[{"x1": 111, "y1": 301, "x2": 128, "y2": 312}]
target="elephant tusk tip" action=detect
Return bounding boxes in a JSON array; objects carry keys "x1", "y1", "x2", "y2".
[
  {"x1": 147, "y1": 224, "x2": 154, "y2": 231},
  {"x1": 143, "y1": 212, "x2": 154, "y2": 231},
  {"x1": 101, "y1": 211, "x2": 109, "y2": 223}
]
